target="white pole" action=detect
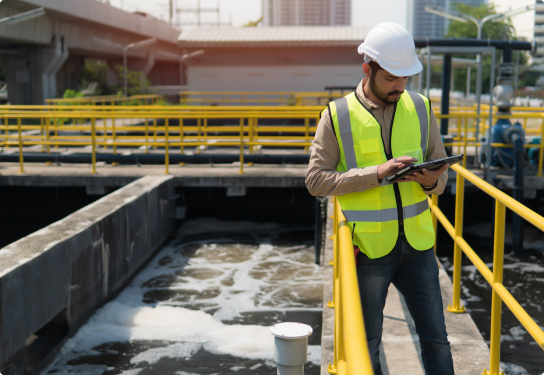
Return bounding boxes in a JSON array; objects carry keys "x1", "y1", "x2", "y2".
[{"x1": 466, "y1": 66, "x2": 471, "y2": 107}]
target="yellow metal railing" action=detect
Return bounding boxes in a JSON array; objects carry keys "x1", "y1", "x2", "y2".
[
  {"x1": 179, "y1": 91, "x2": 345, "y2": 106},
  {"x1": 0, "y1": 111, "x2": 319, "y2": 174},
  {"x1": 430, "y1": 164, "x2": 544, "y2": 375},
  {"x1": 2, "y1": 106, "x2": 544, "y2": 176},
  {"x1": 328, "y1": 198, "x2": 374, "y2": 375},
  {"x1": 45, "y1": 94, "x2": 163, "y2": 106}
]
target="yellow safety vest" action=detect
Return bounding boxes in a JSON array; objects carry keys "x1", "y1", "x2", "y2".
[{"x1": 328, "y1": 91, "x2": 435, "y2": 259}]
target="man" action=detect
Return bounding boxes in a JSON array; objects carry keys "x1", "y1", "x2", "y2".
[{"x1": 306, "y1": 22, "x2": 454, "y2": 374}]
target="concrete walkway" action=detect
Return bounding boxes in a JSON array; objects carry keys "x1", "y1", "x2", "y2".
[{"x1": 320, "y1": 200, "x2": 490, "y2": 375}]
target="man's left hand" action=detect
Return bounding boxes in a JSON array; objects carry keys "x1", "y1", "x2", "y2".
[{"x1": 397, "y1": 164, "x2": 449, "y2": 187}]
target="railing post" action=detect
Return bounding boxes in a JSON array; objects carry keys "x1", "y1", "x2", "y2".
[
  {"x1": 112, "y1": 117, "x2": 117, "y2": 155},
  {"x1": 144, "y1": 117, "x2": 149, "y2": 153},
  {"x1": 537, "y1": 117, "x2": 544, "y2": 177},
  {"x1": 164, "y1": 118, "x2": 170, "y2": 174},
  {"x1": 179, "y1": 118, "x2": 185, "y2": 156},
  {"x1": 46, "y1": 117, "x2": 50, "y2": 154},
  {"x1": 239, "y1": 118, "x2": 244, "y2": 175},
  {"x1": 91, "y1": 118, "x2": 97, "y2": 174},
  {"x1": 485, "y1": 200, "x2": 506, "y2": 375},
  {"x1": 4, "y1": 117, "x2": 8, "y2": 149},
  {"x1": 448, "y1": 172, "x2": 466, "y2": 313},
  {"x1": 196, "y1": 118, "x2": 201, "y2": 154},
  {"x1": 304, "y1": 117, "x2": 310, "y2": 153},
  {"x1": 17, "y1": 117, "x2": 24, "y2": 174},
  {"x1": 431, "y1": 194, "x2": 439, "y2": 255}
]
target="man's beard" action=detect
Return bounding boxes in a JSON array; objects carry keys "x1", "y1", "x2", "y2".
[{"x1": 369, "y1": 78, "x2": 404, "y2": 105}]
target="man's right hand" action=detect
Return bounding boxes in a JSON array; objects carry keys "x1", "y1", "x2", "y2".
[{"x1": 377, "y1": 156, "x2": 418, "y2": 180}]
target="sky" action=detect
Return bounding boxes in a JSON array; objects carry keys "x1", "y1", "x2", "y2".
[
  {"x1": 106, "y1": 0, "x2": 409, "y2": 29},
  {"x1": 105, "y1": 0, "x2": 531, "y2": 39}
]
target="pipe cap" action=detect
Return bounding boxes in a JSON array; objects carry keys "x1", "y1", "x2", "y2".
[{"x1": 270, "y1": 322, "x2": 313, "y2": 339}]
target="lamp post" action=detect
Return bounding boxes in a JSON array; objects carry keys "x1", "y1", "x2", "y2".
[
  {"x1": 92, "y1": 37, "x2": 157, "y2": 97},
  {"x1": 425, "y1": 4, "x2": 535, "y2": 158},
  {"x1": 0, "y1": 7, "x2": 46, "y2": 25},
  {"x1": 159, "y1": 49, "x2": 205, "y2": 85}
]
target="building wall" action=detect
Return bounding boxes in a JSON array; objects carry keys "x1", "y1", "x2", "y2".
[
  {"x1": 536, "y1": 1, "x2": 544, "y2": 63},
  {"x1": 263, "y1": 0, "x2": 351, "y2": 26},
  {"x1": 187, "y1": 64, "x2": 363, "y2": 92}
]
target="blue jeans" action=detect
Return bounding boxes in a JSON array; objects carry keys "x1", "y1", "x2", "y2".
[{"x1": 356, "y1": 235, "x2": 454, "y2": 375}]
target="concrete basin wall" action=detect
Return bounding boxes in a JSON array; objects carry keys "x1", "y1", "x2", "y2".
[{"x1": 0, "y1": 175, "x2": 175, "y2": 374}]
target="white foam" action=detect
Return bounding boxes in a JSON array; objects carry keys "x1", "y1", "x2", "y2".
[
  {"x1": 48, "y1": 218, "x2": 322, "y2": 373},
  {"x1": 131, "y1": 343, "x2": 200, "y2": 365}
]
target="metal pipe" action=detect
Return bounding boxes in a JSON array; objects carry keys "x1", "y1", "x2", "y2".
[
  {"x1": 0, "y1": 152, "x2": 311, "y2": 165},
  {"x1": 441, "y1": 55, "x2": 452, "y2": 135},
  {"x1": 414, "y1": 39, "x2": 531, "y2": 50},
  {"x1": 512, "y1": 132, "x2": 524, "y2": 252},
  {"x1": 485, "y1": 48, "x2": 496, "y2": 181},
  {"x1": 466, "y1": 66, "x2": 471, "y2": 107},
  {"x1": 427, "y1": 47, "x2": 432, "y2": 97}
]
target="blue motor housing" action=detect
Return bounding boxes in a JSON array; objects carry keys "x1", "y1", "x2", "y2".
[
  {"x1": 491, "y1": 119, "x2": 524, "y2": 167},
  {"x1": 529, "y1": 137, "x2": 541, "y2": 164}
]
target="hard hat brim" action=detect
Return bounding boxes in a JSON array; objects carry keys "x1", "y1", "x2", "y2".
[{"x1": 381, "y1": 59, "x2": 423, "y2": 77}]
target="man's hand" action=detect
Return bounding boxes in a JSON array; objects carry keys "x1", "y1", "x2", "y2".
[
  {"x1": 398, "y1": 164, "x2": 449, "y2": 187},
  {"x1": 377, "y1": 156, "x2": 418, "y2": 180}
]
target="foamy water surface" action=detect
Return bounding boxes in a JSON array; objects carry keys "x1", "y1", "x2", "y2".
[{"x1": 44, "y1": 218, "x2": 323, "y2": 375}]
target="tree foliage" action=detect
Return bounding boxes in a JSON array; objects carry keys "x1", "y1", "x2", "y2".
[
  {"x1": 437, "y1": 3, "x2": 536, "y2": 93},
  {"x1": 114, "y1": 65, "x2": 151, "y2": 97},
  {"x1": 77, "y1": 59, "x2": 111, "y2": 95}
]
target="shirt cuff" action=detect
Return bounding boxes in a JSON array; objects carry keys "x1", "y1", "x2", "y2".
[{"x1": 364, "y1": 165, "x2": 380, "y2": 189}]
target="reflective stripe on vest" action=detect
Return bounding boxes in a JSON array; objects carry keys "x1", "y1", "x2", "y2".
[
  {"x1": 335, "y1": 97, "x2": 358, "y2": 170},
  {"x1": 406, "y1": 91, "x2": 429, "y2": 160},
  {"x1": 342, "y1": 199, "x2": 429, "y2": 223},
  {"x1": 336, "y1": 92, "x2": 429, "y2": 170}
]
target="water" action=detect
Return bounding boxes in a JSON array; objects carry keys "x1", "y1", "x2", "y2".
[
  {"x1": 44, "y1": 218, "x2": 323, "y2": 375},
  {"x1": 438, "y1": 227, "x2": 544, "y2": 375}
]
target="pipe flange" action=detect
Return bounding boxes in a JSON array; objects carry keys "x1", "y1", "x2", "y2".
[{"x1": 503, "y1": 126, "x2": 525, "y2": 144}]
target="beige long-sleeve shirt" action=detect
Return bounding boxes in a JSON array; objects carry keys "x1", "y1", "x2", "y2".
[{"x1": 305, "y1": 78, "x2": 447, "y2": 197}]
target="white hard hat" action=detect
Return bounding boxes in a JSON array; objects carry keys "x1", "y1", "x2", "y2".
[{"x1": 358, "y1": 22, "x2": 422, "y2": 77}]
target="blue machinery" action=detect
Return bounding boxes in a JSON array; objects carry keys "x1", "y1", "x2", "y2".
[{"x1": 414, "y1": 39, "x2": 534, "y2": 252}]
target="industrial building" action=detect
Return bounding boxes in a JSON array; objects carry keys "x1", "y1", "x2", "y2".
[
  {"x1": 263, "y1": 0, "x2": 351, "y2": 26},
  {"x1": 177, "y1": 26, "x2": 368, "y2": 92}
]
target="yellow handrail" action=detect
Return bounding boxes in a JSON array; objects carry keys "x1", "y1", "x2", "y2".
[
  {"x1": 2, "y1": 107, "x2": 544, "y2": 177},
  {"x1": 328, "y1": 198, "x2": 374, "y2": 375},
  {"x1": 429, "y1": 164, "x2": 544, "y2": 375}
]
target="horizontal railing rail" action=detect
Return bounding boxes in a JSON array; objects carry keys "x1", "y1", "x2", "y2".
[
  {"x1": 328, "y1": 198, "x2": 374, "y2": 375},
  {"x1": 2, "y1": 106, "x2": 544, "y2": 175},
  {"x1": 0, "y1": 111, "x2": 320, "y2": 174},
  {"x1": 45, "y1": 94, "x2": 163, "y2": 106},
  {"x1": 430, "y1": 164, "x2": 544, "y2": 375}
]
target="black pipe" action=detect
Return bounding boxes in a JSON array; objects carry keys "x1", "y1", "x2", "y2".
[
  {"x1": 0, "y1": 152, "x2": 311, "y2": 165},
  {"x1": 502, "y1": 47, "x2": 513, "y2": 63},
  {"x1": 511, "y1": 133, "x2": 524, "y2": 252},
  {"x1": 314, "y1": 197, "x2": 328, "y2": 265},
  {"x1": 441, "y1": 55, "x2": 452, "y2": 135},
  {"x1": 414, "y1": 39, "x2": 532, "y2": 51}
]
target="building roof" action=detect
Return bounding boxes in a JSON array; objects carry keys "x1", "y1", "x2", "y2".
[{"x1": 177, "y1": 26, "x2": 370, "y2": 47}]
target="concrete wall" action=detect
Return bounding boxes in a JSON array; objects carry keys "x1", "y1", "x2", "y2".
[
  {"x1": 0, "y1": 175, "x2": 175, "y2": 374},
  {"x1": 187, "y1": 64, "x2": 363, "y2": 92}
]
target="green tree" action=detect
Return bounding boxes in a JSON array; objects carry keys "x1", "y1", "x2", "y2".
[
  {"x1": 442, "y1": 3, "x2": 530, "y2": 94},
  {"x1": 114, "y1": 65, "x2": 151, "y2": 97},
  {"x1": 77, "y1": 59, "x2": 112, "y2": 95}
]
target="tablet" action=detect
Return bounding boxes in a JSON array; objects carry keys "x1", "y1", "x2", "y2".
[{"x1": 386, "y1": 154, "x2": 463, "y2": 183}]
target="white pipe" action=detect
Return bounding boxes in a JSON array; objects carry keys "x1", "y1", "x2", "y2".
[
  {"x1": 270, "y1": 322, "x2": 313, "y2": 375},
  {"x1": 41, "y1": 36, "x2": 68, "y2": 101}
]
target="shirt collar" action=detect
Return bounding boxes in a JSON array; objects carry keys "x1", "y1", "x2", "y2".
[{"x1": 356, "y1": 78, "x2": 380, "y2": 109}]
